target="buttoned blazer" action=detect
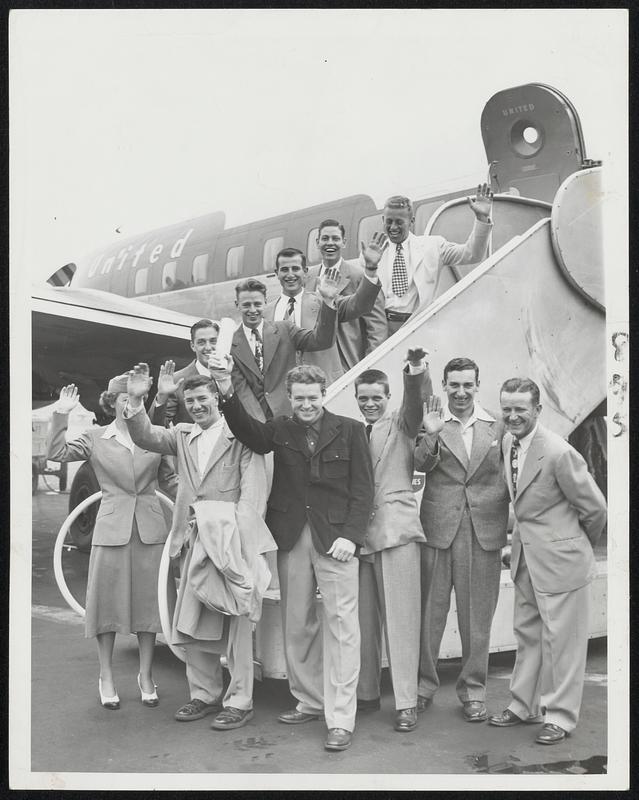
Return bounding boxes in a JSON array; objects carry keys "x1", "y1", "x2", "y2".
[
  {"x1": 504, "y1": 425, "x2": 607, "y2": 594},
  {"x1": 220, "y1": 392, "x2": 374, "y2": 553},
  {"x1": 306, "y1": 259, "x2": 387, "y2": 371},
  {"x1": 230, "y1": 302, "x2": 337, "y2": 422},
  {"x1": 47, "y1": 411, "x2": 178, "y2": 546},
  {"x1": 149, "y1": 359, "x2": 200, "y2": 427},
  {"x1": 372, "y1": 222, "x2": 492, "y2": 314},
  {"x1": 264, "y1": 276, "x2": 381, "y2": 385},
  {"x1": 415, "y1": 410, "x2": 509, "y2": 551},
  {"x1": 124, "y1": 407, "x2": 269, "y2": 558},
  {"x1": 361, "y1": 368, "x2": 432, "y2": 554}
]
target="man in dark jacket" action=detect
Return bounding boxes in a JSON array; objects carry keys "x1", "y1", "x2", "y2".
[{"x1": 211, "y1": 356, "x2": 374, "y2": 752}]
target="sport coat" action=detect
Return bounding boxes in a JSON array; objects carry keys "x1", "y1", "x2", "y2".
[
  {"x1": 230, "y1": 301, "x2": 336, "y2": 421},
  {"x1": 306, "y1": 258, "x2": 387, "y2": 371},
  {"x1": 361, "y1": 368, "x2": 431, "y2": 554},
  {"x1": 415, "y1": 407, "x2": 509, "y2": 551},
  {"x1": 264, "y1": 276, "x2": 381, "y2": 385},
  {"x1": 371, "y1": 222, "x2": 492, "y2": 314},
  {"x1": 504, "y1": 425, "x2": 607, "y2": 594},
  {"x1": 220, "y1": 391, "x2": 374, "y2": 553},
  {"x1": 149, "y1": 359, "x2": 200, "y2": 426},
  {"x1": 47, "y1": 411, "x2": 178, "y2": 546},
  {"x1": 124, "y1": 406, "x2": 270, "y2": 558}
]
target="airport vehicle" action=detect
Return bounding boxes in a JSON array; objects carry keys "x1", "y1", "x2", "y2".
[{"x1": 37, "y1": 82, "x2": 609, "y2": 670}]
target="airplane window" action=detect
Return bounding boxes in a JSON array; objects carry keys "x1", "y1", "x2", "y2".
[
  {"x1": 226, "y1": 245, "x2": 245, "y2": 279},
  {"x1": 162, "y1": 261, "x2": 177, "y2": 290},
  {"x1": 134, "y1": 267, "x2": 149, "y2": 295},
  {"x1": 192, "y1": 253, "x2": 209, "y2": 284},
  {"x1": 358, "y1": 214, "x2": 383, "y2": 251},
  {"x1": 307, "y1": 228, "x2": 320, "y2": 265},
  {"x1": 263, "y1": 236, "x2": 284, "y2": 273}
]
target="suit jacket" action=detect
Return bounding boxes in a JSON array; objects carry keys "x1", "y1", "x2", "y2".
[
  {"x1": 306, "y1": 258, "x2": 387, "y2": 371},
  {"x1": 47, "y1": 411, "x2": 178, "y2": 546},
  {"x1": 415, "y1": 408, "x2": 509, "y2": 551},
  {"x1": 370, "y1": 222, "x2": 492, "y2": 315},
  {"x1": 230, "y1": 301, "x2": 336, "y2": 421},
  {"x1": 264, "y1": 276, "x2": 381, "y2": 385},
  {"x1": 220, "y1": 391, "x2": 374, "y2": 553},
  {"x1": 361, "y1": 368, "x2": 431, "y2": 554},
  {"x1": 123, "y1": 406, "x2": 269, "y2": 559},
  {"x1": 149, "y1": 359, "x2": 200, "y2": 427},
  {"x1": 504, "y1": 425, "x2": 607, "y2": 594}
]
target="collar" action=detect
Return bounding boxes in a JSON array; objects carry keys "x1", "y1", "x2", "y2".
[
  {"x1": 242, "y1": 320, "x2": 264, "y2": 340},
  {"x1": 102, "y1": 420, "x2": 135, "y2": 449},
  {"x1": 393, "y1": 233, "x2": 416, "y2": 252},
  {"x1": 320, "y1": 257, "x2": 344, "y2": 274},
  {"x1": 444, "y1": 403, "x2": 495, "y2": 427},
  {"x1": 293, "y1": 409, "x2": 324, "y2": 434},
  {"x1": 278, "y1": 288, "x2": 304, "y2": 304},
  {"x1": 187, "y1": 416, "x2": 225, "y2": 443},
  {"x1": 195, "y1": 360, "x2": 210, "y2": 377},
  {"x1": 514, "y1": 424, "x2": 538, "y2": 453}
]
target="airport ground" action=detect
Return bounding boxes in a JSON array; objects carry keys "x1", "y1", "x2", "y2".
[{"x1": 28, "y1": 474, "x2": 607, "y2": 781}]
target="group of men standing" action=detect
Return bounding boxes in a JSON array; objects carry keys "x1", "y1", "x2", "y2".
[{"x1": 121, "y1": 187, "x2": 606, "y2": 752}]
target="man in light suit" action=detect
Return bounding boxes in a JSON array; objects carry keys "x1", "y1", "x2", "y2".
[
  {"x1": 124, "y1": 367, "x2": 275, "y2": 732},
  {"x1": 230, "y1": 273, "x2": 340, "y2": 422},
  {"x1": 354, "y1": 349, "x2": 431, "y2": 732},
  {"x1": 150, "y1": 319, "x2": 219, "y2": 426},
  {"x1": 306, "y1": 218, "x2": 388, "y2": 370},
  {"x1": 265, "y1": 245, "x2": 385, "y2": 385},
  {"x1": 414, "y1": 357, "x2": 509, "y2": 722},
  {"x1": 488, "y1": 377, "x2": 607, "y2": 745},
  {"x1": 372, "y1": 187, "x2": 493, "y2": 334}
]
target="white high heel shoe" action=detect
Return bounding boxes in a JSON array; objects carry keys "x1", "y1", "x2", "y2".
[
  {"x1": 98, "y1": 677, "x2": 120, "y2": 710},
  {"x1": 137, "y1": 674, "x2": 159, "y2": 707}
]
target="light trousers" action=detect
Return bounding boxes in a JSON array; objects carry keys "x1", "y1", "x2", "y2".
[{"x1": 277, "y1": 524, "x2": 360, "y2": 731}]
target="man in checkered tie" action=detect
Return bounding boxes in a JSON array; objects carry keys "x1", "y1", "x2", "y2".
[{"x1": 371, "y1": 185, "x2": 494, "y2": 335}]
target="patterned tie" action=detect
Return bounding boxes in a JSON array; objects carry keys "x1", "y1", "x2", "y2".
[
  {"x1": 251, "y1": 328, "x2": 264, "y2": 373},
  {"x1": 365, "y1": 423, "x2": 373, "y2": 442},
  {"x1": 391, "y1": 241, "x2": 409, "y2": 297},
  {"x1": 510, "y1": 438, "x2": 520, "y2": 497},
  {"x1": 285, "y1": 296, "x2": 295, "y2": 320}
]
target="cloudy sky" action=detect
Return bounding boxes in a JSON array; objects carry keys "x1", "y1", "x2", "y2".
[{"x1": 10, "y1": 9, "x2": 627, "y2": 283}]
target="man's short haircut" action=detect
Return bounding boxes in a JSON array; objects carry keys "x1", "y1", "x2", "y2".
[
  {"x1": 182, "y1": 374, "x2": 220, "y2": 395},
  {"x1": 190, "y1": 318, "x2": 220, "y2": 341},
  {"x1": 500, "y1": 377, "x2": 540, "y2": 406},
  {"x1": 235, "y1": 278, "x2": 267, "y2": 298},
  {"x1": 286, "y1": 364, "x2": 327, "y2": 394},
  {"x1": 275, "y1": 247, "x2": 307, "y2": 270},
  {"x1": 355, "y1": 369, "x2": 390, "y2": 396},
  {"x1": 318, "y1": 218, "x2": 346, "y2": 238},
  {"x1": 384, "y1": 195, "x2": 413, "y2": 216},
  {"x1": 443, "y1": 357, "x2": 479, "y2": 382},
  {"x1": 98, "y1": 390, "x2": 117, "y2": 418}
]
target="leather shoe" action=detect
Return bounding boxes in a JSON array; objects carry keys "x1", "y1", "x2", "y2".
[
  {"x1": 278, "y1": 708, "x2": 322, "y2": 725},
  {"x1": 488, "y1": 708, "x2": 541, "y2": 727},
  {"x1": 210, "y1": 706, "x2": 254, "y2": 731},
  {"x1": 174, "y1": 698, "x2": 221, "y2": 722},
  {"x1": 394, "y1": 707, "x2": 417, "y2": 732},
  {"x1": 416, "y1": 695, "x2": 432, "y2": 712},
  {"x1": 535, "y1": 723, "x2": 567, "y2": 745},
  {"x1": 357, "y1": 697, "x2": 380, "y2": 712},
  {"x1": 462, "y1": 700, "x2": 487, "y2": 722},
  {"x1": 325, "y1": 728, "x2": 352, "y2": 751}
]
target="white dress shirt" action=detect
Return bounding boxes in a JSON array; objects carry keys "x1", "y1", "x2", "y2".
[
  {"x1": 242, "y1": 320, "x2": 265, "y2": 356},
  {"x1": 444, "y1": 403, "x2": 495, "y2": 459},
  {"x1": 195, "y1": 359, "x2": 211, "y2": 377},
  {"x1": 380, "y1": 234, "x2": 421, "y2": 314},
  {"x1": 102, "y1": 420, "x2": 135, "y2": 454},
  {"x1": 273, "y1": 290, "x2": 304, "y2": 326},
  {"x1": 187, "y1": 417, "x2": 226, "y2": 479}
]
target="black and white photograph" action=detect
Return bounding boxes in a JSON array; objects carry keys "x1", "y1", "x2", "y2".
[{"x1": 10, "y1": 8, "x2": 628, "y2": 791}]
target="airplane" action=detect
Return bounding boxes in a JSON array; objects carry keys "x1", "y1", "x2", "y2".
[{"x1": 33, "y1": 82, "x2": 609, "y2": 670}]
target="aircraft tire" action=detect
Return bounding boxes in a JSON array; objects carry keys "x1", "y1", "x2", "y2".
[{"x1": 68, "y1": 462, "x2": 101, "y2": 552}]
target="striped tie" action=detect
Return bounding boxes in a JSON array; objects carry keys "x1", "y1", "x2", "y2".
[
  {"x1": 391, "y1": 242, "x2": 409, "y2": 297},
  {"x1": 251, "y1": 328, "x2": 264, "y2": 373},
  {"x1": 285, "y1": 296, "x2": 295, "y2": 320},
  {"x1": 510, "y1": 438, "x2": 520, "y2": 497}
]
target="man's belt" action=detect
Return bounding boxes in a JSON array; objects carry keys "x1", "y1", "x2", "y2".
[{"x1": 385, "y1": 310, "x2": 412, "y2": 322}]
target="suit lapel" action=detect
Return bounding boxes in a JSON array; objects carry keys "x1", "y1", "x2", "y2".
[
  {"x1": 503, "y1": 432, "x2": 516, "y2": 504},
  {"x1": 262, "y1": 321, "x2": 281, "y2": 375},
  {"x1": 440, "y1": 420, "x2": 469, "y2": 469},
  {"x1": 370, "y1": 415, "x2": 393, "y2": 470},
  {"x1": 314, "y1": 411, "x2": 341, "y2": 455},
  {"x1": 199, "y1": 425, "x2": 234, "y2": 483},
  {"x1": 514, "y1": 429, "x2": 544, "y2": 502},
  {"x1": 231, "y1": 328, "x2": 262, "y2": 379},
  {"x1": 466, "y1": 419, "x2": 496, "y2": 480}
]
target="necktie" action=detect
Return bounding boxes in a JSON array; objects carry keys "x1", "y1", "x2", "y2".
[
  {"x1": 285, "y1": 296, "x2": 295, "y2": 320},
  {"x1": 391, "y1": 241, "x2": 409, "y2": 297},
  {"x1": 510, "y1": 438, "x2": 520, "y2": 497},
  {"x1": 251, "y1": 328, "x2": 264, "y2": 373},
  {"x1": 366, "y1": 424, "x2": 373, "y2": 441}
]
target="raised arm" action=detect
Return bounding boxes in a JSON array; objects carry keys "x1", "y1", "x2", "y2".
[
  {"x1": 399, "y1": 348, "x2": 433, "y2": 438},
  {"x1": 47, "y1": 385, "x2": 94, "y2": 462},
  {"x1": 414, "y1": 395, "x2": 444, "y2": 473},
  {"x1": 122, "y1": 363, "x2": 179, "y2": 455},
  {"x1": 149, "y1": 360, "x2": 183, "y2": 427},
  {"x1": 289, "y1": 270, "x2": 338, "y2": 353},
  {"x1": 439, "y1": 183, "x2": 493, "y2": 267}
]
